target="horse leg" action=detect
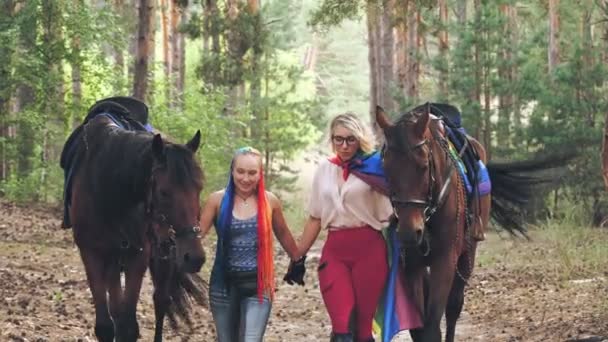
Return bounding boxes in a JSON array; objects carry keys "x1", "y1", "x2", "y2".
[
  {"x1": 80, "y1": 249, "x2": 114, "y2": 342},
  {"x1": 116, "y1": 250, "x2": 149, "y2": 342},
  {"x1": 446, "y1": 242, "x2": 477, "y2": 342},
  {"x1": 422, "y1": 254, "x2": 457, "y2": 342},
  {"x1": 407, "y1": 265, "x2": 428, "y2": 342},
  {"x1": 106, "y1": 261, "x2": 123, "y2": 339},
  {"x1": 150, "y1": 258, "x2": 173, "y2": 342},
  {"x1": 444, "y1": 270, "x2": 466, "y2": 342}
]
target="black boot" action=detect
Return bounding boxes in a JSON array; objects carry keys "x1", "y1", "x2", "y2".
[{"x1": 330, "y1": 332, "x2": 354, "y2": 342}]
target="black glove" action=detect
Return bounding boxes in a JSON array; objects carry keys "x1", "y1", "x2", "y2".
[{"x1": 283, "y1": 255, "x2": 307, "y2": 286}]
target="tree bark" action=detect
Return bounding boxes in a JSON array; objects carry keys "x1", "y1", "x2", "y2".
[
  {"x1": 171, "y1": 1, "x2": 187, "y2": 109},
  {"x1": 456, "y1": 0, "x2": 467, "y2": 24},
  {"x1": 380, "y1": 0, "x2": 395, "y2": 114},
  {"x1": 473, "y1": 0, "x2": 481, "y2": 140},
  {"x1": 393, "y1": 0, "x2": 407, "y2": 101},
  {"x1": 133, "y1": 0, "x2": 154, "y2": 101},
  {"x1": 161, "y1": 0, "x2": 171, "y2": 104},
  {"x1": 249, "y1": 0, "x2": 263, "y2": 139},
  {"x1": 497, "y1": 4, "x2": 512, "y2": 147},
  {"x1": 438, "y1": 0, "x2": 449, "y2": 100},
  {"x1": 405, "y1": 1, "x2": 420, "y2": 101},
  {"x1": 367, "y1": 0, "x2": 381, "y2": 139},
  {"x1": 548, "y1": 0, "x2": 560, "y2": 73},
  {"x1": 0, "y1": 0, "x2": 15, "y2": 181},
  {"x1": 602, "y1": 110, "x2": 608, "y2": 190}
]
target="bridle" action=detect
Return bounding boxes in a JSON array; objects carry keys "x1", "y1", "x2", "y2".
[
  {"x1": 382, "y1": 119, "x2": 461, "y2": 224},
  {"x1": 146, "y1": 166, "x2": 202, "y2": 260}
]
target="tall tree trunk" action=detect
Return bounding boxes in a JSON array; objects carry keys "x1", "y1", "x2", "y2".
[
  {"x1": 582, "y1": 6, "x2": 595, "y2": 127},
  {"x1": 0, "y1": 0, "x2": 15, "y2": 181},
  {"x1": 224, "y1": 0, "x2": 244, "y2": 117},
  {"x1": 161, "y1": 0, "x2": 171, "y2": 104},
  {"x1": 481, "y1": 1, "x2": 491, "y2": 158},
  {"x1": 13, "y1": 1, "x2": 37, "y2": 179},
  {"x1": 41, "y1": 0, "x2": 65, "y2": 200},
  {"x1": 128, "y1": 0, "x2": 138, "y2": 83},
  {"x1": 548, "y1": 0, "x2": 560, "y2": 73},
  {"x1": 380, "y1": 0, "x2": 395, "y2": 114},
  {"x1": 509, "y1": 5, "x2": 522, "y2": 147},
  {"x1": 393, "y1": 0, "x2": 408, "y2": 103},
  {"x1": 147, "y1": 0, "x2": 157, "y2": 103},
  {"x1": 473, "y1": 0, "x2": 482, "y2": 140},
  {"x1": 72, "y1": 0, "x2": 84, "y2": 129},
  {"x1": 249, "y1": 0, "x2": 263, "y2": 139},
  {"x1": 367, "y1": 0, "x2": 382, "y2": 139},
  {"x1": 172, "y1": 1, "x2": 187, "y2": 109},
  {"x1": 405, "y1": 1, "x2": 420, "y2": 101},
  {"x1": 112, "y1": 0, "x2": 126, "y2": 92},
  {"x1": 437, "y1": 0, "x2": 449, "y2": 100},
  {"x1": 133, "y1": 0, "x2": 154, "y2": 101},
  {"x1": 602, "y1": 110, "x2": 608, "y2": 190},
  {"x1": 456, "y1": 0, "x2": 467, "y2": 24},
  {"x1": 202, "y1": 0, "x2": 221, "y2": 88},
  {"x1": 497, "y1": 4, "x2": 512, "y2": 148}
]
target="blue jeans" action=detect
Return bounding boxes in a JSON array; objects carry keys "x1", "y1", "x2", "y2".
[{"x1": 210, "y1": 286, "x2": 272, "y2": 342}]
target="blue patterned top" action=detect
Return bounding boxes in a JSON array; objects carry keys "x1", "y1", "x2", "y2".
[{"x1": 226, "y1": 215, "x2": 258, "y2": 272}]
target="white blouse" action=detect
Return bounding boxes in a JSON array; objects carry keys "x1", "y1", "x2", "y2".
[{"x1": 308, "y1": 159, "x2": 393, "y2": 231}]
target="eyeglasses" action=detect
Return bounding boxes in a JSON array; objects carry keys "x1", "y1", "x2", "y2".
[{"x1": 332, "y1": 135, "x2": 358, "y2": 146}]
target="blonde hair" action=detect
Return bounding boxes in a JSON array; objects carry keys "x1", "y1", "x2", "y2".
[{"x1": 329, "y1": 112, "x2": 377, "y2": 153}]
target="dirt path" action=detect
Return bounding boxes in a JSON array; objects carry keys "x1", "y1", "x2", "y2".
[{"x1": 1, "y1": 201, "x2": 607, "y2": 341}]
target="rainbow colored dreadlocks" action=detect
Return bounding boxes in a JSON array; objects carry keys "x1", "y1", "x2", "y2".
[{"x1": 216, "y1": 147, "x2": 274, "y2": 302}]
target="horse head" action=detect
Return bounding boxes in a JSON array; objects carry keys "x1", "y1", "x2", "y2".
[
  {"x1": 148, "y1": 130, "x2": 205, "y2": 273},
  {"x1": 376, "y1": 105, "x2": 433, "y2": 247}
]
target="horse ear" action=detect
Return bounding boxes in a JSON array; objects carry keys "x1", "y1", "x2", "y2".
[
  {"x1": 152, "y1": 134, "x2": 165, "y2": 160},
  {"x1": 376, "y1": 105, "x2": 393, "y2": 129},
  {"x1": 414, "y1": 110, "x2": 430, "y2": 138},
  {"x1": 187, "y1": 130, "x2": 201, "y2": 153}
]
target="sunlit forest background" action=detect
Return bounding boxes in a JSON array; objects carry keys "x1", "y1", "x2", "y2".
[{"x1": 1, "y1": 0, "x2": 608, "y2": 227}]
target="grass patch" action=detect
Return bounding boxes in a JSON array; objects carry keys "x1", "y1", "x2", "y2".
[{"x1": 477, "y1": 221, "x2": 608, "y2": 282}]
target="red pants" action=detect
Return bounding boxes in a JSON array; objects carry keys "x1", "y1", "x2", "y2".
[{"x1": 318, "y1": 226, "x2": 388, "y2": 341}]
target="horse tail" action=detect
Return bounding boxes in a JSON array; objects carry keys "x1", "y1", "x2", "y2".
[
  {"x1": 486, "y1": 153, "x2": 571, "y2": 236},
  {"x1": 166, "y1": 270, "x2": 209, "y2": 329}
]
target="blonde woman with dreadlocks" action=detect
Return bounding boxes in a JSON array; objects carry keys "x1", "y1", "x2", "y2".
[{"x1": 199, "y1": 147, "x2": 304, "y2": 342}]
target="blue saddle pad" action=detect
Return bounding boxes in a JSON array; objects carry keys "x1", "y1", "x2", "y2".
[{"x1": 445, "y1": 126, "x2": 491, "y2": 198}]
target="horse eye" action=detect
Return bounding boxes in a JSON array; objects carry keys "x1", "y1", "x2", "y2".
[{"x1": 159, "y1": 190, "x2": 171, "y2": 199}]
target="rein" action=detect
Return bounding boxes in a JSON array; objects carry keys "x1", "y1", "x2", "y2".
[
  {"x1": 384, "y1": 119, "x2": 468, "y2": 223},
  {"x1": 146, "y1": 167, "x2": 202, "y2": 261}
]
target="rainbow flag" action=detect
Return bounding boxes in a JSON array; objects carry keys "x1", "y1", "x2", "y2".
[{"x1": 373, "y1": 225, "x2": 423, "y2": 341}]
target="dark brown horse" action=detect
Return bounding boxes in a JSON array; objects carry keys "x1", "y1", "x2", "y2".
[
  {"x1": 376, "y1": 103, "x2": 562, "y2": 342},
  {"x1": 64, "y1": 112, "x2": 207, "y2": 341}
]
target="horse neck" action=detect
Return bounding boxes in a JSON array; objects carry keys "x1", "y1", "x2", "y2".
[
  {"x1": 427, "y1": 121, "x2": 463, "y2": 220},
  {"x1": 88, "y1": 128, "x2": 155, "y2": 212}
]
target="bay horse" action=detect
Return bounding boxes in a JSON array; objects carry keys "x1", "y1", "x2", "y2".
[
  {"x1": 62, "y1": 106, "x2": 207, "y2": 341},
  {"x1": 376, "y1": 103, "x2": 563, "y2": 342}
]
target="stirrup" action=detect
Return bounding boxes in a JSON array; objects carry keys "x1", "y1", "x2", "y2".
[{"x1": 473, "y1": 216, "x2": 485, "y2": 241}]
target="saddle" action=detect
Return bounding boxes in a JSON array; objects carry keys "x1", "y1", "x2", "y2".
[
  {"x1": 60, "y1": 96, "x2": 153, "y2": 228},
  {"x1": 425, "y1": 103, "x2": 489, "y2": 240}
]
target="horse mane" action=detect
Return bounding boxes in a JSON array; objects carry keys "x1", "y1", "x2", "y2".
[{"x1": 81, "y1": 116, "x2": 203, "y2": 221}]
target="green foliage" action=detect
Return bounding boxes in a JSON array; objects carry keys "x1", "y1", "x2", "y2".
[{"x1": 308, "y1": 0, "x2": 364, "y2": 32}]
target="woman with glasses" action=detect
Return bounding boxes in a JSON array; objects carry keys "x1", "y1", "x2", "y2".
[
  {"x1": 283, "y1": 113, "x2": 418, "y2": 342},
  {"x1": 199, "y1": 147, "x2": 303, "y2": 342}
]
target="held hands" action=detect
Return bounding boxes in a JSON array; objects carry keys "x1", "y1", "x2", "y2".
[{"x1": 283, "y1": 255, "x2": 307, "y2": 286}]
